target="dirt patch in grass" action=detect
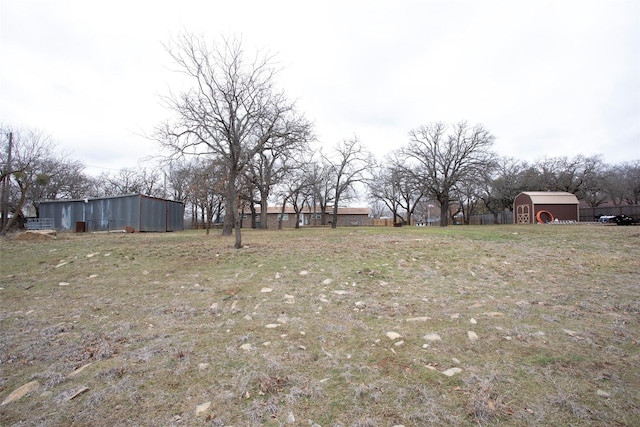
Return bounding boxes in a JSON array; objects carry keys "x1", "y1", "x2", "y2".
[{"x1": 1, "y1": 225, "x2": 639, "y2": 426}]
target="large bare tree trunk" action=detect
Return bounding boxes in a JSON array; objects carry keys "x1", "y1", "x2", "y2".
[
  {"x1": 260, "y1": 196, "x2": 269, "y2": 229},
  {"x1": 223, "y1": 178, "x2": 235, "y2": 237},
  {"x1": 439, "y1": 196, "x2": 449, "y2": 227},
  {"x1": 331, "y1": 205, "x2": 339, "y2": 229},
  {"x1": 234, "y1": 214, "x2": 242, "y2": 249},
  {"x1": 2, "y1": 183, "x2": 27, "y2": 233}
]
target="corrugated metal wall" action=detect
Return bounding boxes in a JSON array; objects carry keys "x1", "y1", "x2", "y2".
[
  {"x1": 39, "y1": 194, "x2": 184, "y2": 232},
  {"x1": 166, "y1": 198, "x2": 185, "y2": 231},
  {"x1": 140, "y1": 196, "x2": 164, "y2": 232}
]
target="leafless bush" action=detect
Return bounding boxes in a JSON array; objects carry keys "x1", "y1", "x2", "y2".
[
  {"x1": 84, "y1": 389, "x2": 106, "y2": 407},
  {"x1": 207, "y1": 415, "x2": 228, "y2": 427},
  {"x1": 397, "y1": 385, "x2": 442, "y2": 423},
  {"x1": 350, "y1": 418, "x2": 378, "y2": 427},
  {"x1": 40, "y1": 322, "x2": 74, "y2": 339},
  {"x1": 352, "y1": 382, "x2": 384, "y2": 403},
  {"x1": 43, "y1": 372, "x2": 66, "y2": 389},
  {"x1": 466, "y1": 374, "x2": 511, "y2": 424},
  {"x1": 245, "y1": 396, "x2": 280, "y2": 423},
  {"x1": 550, "y1": 390, "x2": 592, "y2": 420},
  {"x1": 284, "y1": 382, "x2": 324, "y2": 405},
  {"x1": 82, "y1": 334, "x2": 117, "y2": 361},
  {"x1": 97, "y1": 366, "x2": 127, "y2": 381},
  {"x1": 258, "y1": 374, "x2": 289, "y2": 395}
]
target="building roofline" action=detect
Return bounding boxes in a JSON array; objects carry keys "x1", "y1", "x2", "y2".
[{"x1": 39, "y1": 194, "x2": 184, "y2": 205}]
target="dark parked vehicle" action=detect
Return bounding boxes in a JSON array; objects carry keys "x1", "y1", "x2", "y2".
[
  {"x1": 595, "y1": 214, "x2": 638, "y2": 225},
  {"x1": 612, "y1": 214, "x2": 637, "y2": 226}
]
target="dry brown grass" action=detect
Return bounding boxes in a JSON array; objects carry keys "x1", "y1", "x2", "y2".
[{"x1": 0, "y1": 225, "x2": 638, "y2": 426}]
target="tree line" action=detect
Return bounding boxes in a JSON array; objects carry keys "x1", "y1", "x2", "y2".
[
  {"x1": 371, "y1": 147, "x2": 639, "y2": 226},
  {"x1": 2, "y1": 35, "x2": 639, "y2": 242}
]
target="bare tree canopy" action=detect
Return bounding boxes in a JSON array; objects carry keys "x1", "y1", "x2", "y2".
[
  {"x1": 155, "y1": 33, "x2": 312, "y2": 248},
  {"x1": 368, "y1": 151, "x2": 426, "y2": 225},
  {"x1": 595, "y1": 160, "x2": 639, "y2": 206},
  {"x1": 404, "y1": 121, "x2": 495, "y2": 226},
  {"x1": 478, "y1": 156, "x2": 529, "y2": 222},
  {"x1": 323, "y1": 136, "x2": 374, "y2": 228},
  {"x1": 1, "y1": 127, "x2": 54, "y2": 233}
]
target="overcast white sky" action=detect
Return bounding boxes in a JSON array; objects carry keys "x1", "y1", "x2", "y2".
[{"x1": 1, "y1": 0, "x2": 639, "y2": 176}]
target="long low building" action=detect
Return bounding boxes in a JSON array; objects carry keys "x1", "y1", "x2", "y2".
[
  {"x1": 243, "y1": 206, "x2": 372, "y2": 228},
  {"x1": 39, "y1": 194, "x2": 184, "y2": 232}
]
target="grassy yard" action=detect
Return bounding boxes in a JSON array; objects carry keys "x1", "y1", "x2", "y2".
[{"x1": 1, "y1": 225, "x2": 639, "y2": 426}]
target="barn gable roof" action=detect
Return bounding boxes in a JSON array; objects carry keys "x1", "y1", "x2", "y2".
[{"x1": 519, "y1": 192, "x2": 579, "y2": 205}]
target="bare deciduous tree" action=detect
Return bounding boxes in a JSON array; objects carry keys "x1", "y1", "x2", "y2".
[
  {"x1": 404, "y1": 121, "x2": 495, "y2": 226},
  {"x1": 576, "y1": 155, "x2": 609, "y2": 207},
  {"x1": 156, "y1": 33, "x2": 310, "y2": 248},
  {"x1": 368, "y1": 164, "x2": 404, "y2": 223},
  {"x1": 0, "y1": 127, "x2": 56, "y2": 233},
  {"x1": 533, "y1": 154, "x2": 605, "y2": 196},
  {"x1": 97, "y1": 168, "x2": 143, "y2": 196},
  {"x1": 164, "y1": 159, "x2": 193, "y2": 203},
  {"x1": 617, "y1": 160, "x2": 640, "y2": 205},
  {"x1": 246, "y1": 133, "x2": 311, "y2": 229},
  {"x1": 368, "y1": 199, "x2": 390, "y2": 219},
  {"x1": 324, "y1": 136, "x2": 374, "y2": 228},
  {"x1": 478, "y1": 156, "x2": 527, "y2": 223},
  {"x1": 274, "y1": 151, "x2": 316, "y2": 229},
  {"x1": 27, "y1": 155, "x2": 93, "y2": 216},
  {"x1": 369, "y1": 151, "x2": 426, "y2": 224},
  {"x1": 308, "y1": 159, "x2": 335, "y2": 226}
]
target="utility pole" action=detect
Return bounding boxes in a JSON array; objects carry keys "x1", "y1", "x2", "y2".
[{"x1": 1, "y1": 132, "x2": 13, "y2": 234}]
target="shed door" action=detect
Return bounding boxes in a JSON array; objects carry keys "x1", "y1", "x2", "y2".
[{"x1": 516, "y1": 204, "x2": 530, "y2": 224}]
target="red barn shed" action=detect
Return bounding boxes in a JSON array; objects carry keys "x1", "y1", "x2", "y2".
[{"x1": 514, "y1": 192, "x2": 579, "y2": 224}]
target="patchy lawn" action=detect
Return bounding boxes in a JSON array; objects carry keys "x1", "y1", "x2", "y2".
[{"x1": 1, "y1": 225, "x2": 639, "y2": 426}]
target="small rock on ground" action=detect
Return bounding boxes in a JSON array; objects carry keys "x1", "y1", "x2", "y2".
[
  {"x1": 195, "y1": 401, "x2": 211, "y2": 415},
  {"x1": 66, "y1": 386, "x2": 89, "y2": 401},
  {"x1": 406, "y1": 316, "x2": 430, "y2": 322},
  {"x1": 386, "y1": 331, "x2": 402, "y2": 340},
  {"x1": 424, "y1": 333, "x2": 442, "y2": 341},
  {"x1": 68, "y1": 363, "x2": 92, "y2": 378},
  {"x1": 1, "y1": 381, "x2": 39, "y2": 405},
  {"x1": 442, "y1": 367, "x2": 463, "y2": 377}
]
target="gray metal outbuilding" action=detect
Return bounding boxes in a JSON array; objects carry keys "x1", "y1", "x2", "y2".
[{"x1": 39, "y1": 194, "x2": 184, "y2": 232}]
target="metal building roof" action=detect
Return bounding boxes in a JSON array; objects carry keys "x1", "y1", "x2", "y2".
[{"x1": 520, "y1": 192, "x2": 579, "y2": 205}]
